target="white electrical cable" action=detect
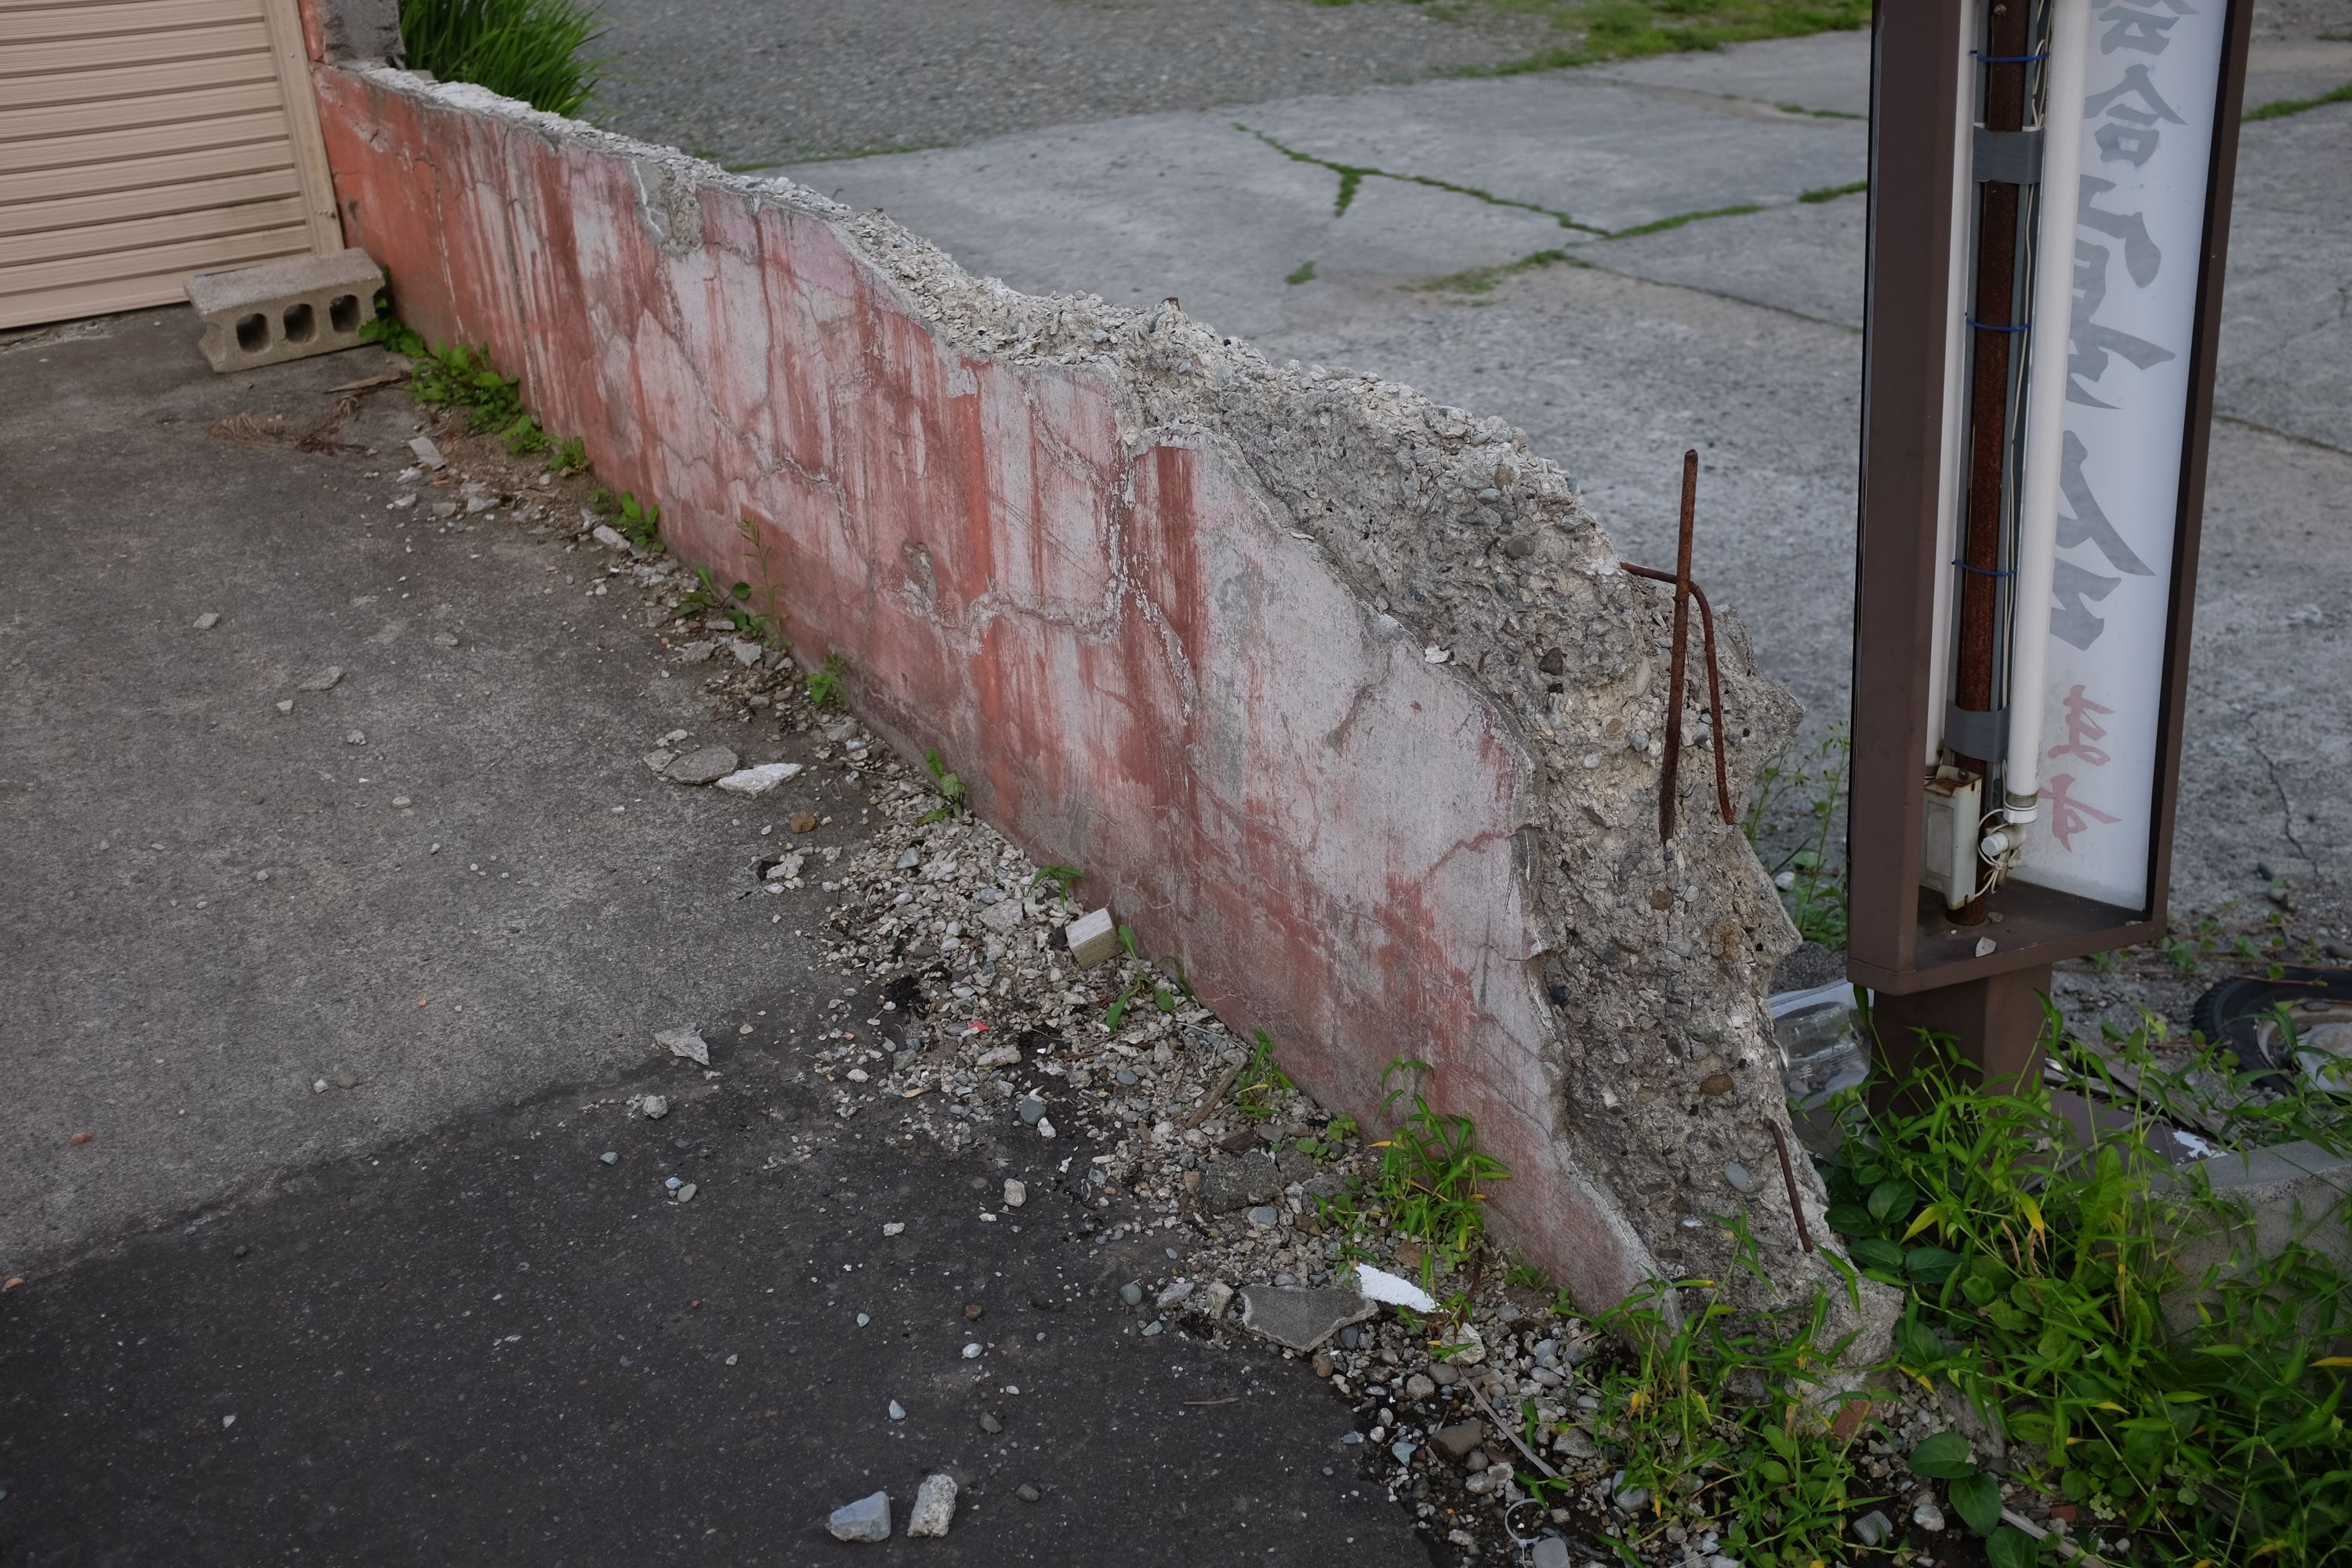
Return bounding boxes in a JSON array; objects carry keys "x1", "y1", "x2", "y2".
[{"x1": 1999, "y1": 0, "x2": 2092, "y2": 823}]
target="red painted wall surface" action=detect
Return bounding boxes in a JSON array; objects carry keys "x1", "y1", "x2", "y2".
[{"x1": 308, "y1": 67, "x2": 1655, "y2": 1305}]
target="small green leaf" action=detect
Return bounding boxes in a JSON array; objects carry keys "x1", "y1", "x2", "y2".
[
  {"x1": 1948, "y1": 1470, "x2": 2003, "y2": 1536},
  {"x1": 1849, "y1": 1236, "x2": 1905, "y2": 1275},
  {"x1": 1905, "y1": 1245, "x2": 1964, "y2": 1283},
  {"x1": 731, "y1": 581, "x2": 751, "y2": 600},
  {"x1": 1983, "y1": 1524, "x2": 2040, "y2": 1568},
  {"x1": 1906, "y1": 1431, "x2": 1975, "y2": 1480},
  {"x1": 1867, "y1": 1177, "x2": 1918, "y2": 1222}
]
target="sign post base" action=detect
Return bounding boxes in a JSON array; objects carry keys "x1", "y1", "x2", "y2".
[{"x1": 1867, "y1": 964, "x2": 2053, "y2": 1112}]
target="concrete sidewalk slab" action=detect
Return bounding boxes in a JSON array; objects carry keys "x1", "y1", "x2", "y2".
[{"x1": 0, "y1": 312, "x2": 856, "y2": 1272}]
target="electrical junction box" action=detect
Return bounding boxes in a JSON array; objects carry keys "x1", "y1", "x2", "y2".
[{"x1": 1920, "y1": 768, "x2": 1982, "y2": 913}]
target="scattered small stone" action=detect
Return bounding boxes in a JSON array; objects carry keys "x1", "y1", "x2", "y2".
[
  {"x1": 887, "y1": 1400, "x2": 906, "y2": 1421},
  {"x1": 1913, "y1": 1499, "x2": 1946, "y2": 1532},
  {"x1": 1613, "y1": 1483, "x2": 1652, "y2": 1512},
  {"x1": 639, "y1": 1095, "x2": 670, "y2": 1119},
  {"x1": 906, "y1": 1473, "x2": 957, "y2": 1538},
  {"x1": 1430, "y1": 1422, "x2": 1485, "y2": 1461},
  {"x1": 1699, "y1": 1073, "x2": 1733, "y2": 1096},
  {"x1": 1017, "y1": 1097, "x2": 1047, "y2": 1126},
  {"x1": 1015, "y1": 1483, "x2": 1040, "y2": 1503},
  {"x1": 430, "y1": 630, "x2": 459, "y2": 647},
  {"x1": 979, "y1": 1412, "x2": 1003, "y2": 1434},
  {"x1": 715, "y1": 761, "x2": 801, "y2": 796},
  {"x1": 332, "y1": 1065, "x2": 356, "y2": 1089},
  {"x1": 344, "y1": 730, "x2": 366, "y2": 746},
  {"x1": 826, "y1": 1490, "x2": 891, "y2": 1543},
  {"x1": 895, "y1": 848, "x2": 923, "y2": 871},
  {"x1": 390, "y1": 796, "x2": 412, "y2": 809},
  {"x1": 673, "y1": 1181, "x2": 697, "y2": 1203},
  {"x1": 960, "y1": 1341, "x2": 982, "y2": 1359},
  {"x1": 1430, "y1": 1363, "x2": 1459, "y2": 1387},
  {"x1": 1852, "y1": 1509, "x2": 1893, "y2": 1548},
  {"x1": 1245, "y1": 1205, "x2": 1279, "y2": 1228},
  {"x1": 600, "y1": 1151, "x2": 619, "y2": 1165},
  {"x1": 193, "y1": 612, "x2": 221, "y2": 630},
  {"x1": 729, "y1": 639, "x2": 764, "y2": 668},
  {"x1": 592, "y1": 523, "x2": 631, "y2": 551},
  {"x1": 790, "y1": 811, "x2": 818, "y2": 833},
  {"x1": 1002, "y1": 1178, "x2": 1026, "y2": 1208},
  {"x1": 314, "y1": 1078, "x2": 328, "y2": 1094},
  {"x1": 1203, "y1": 1281, "x2": 1234, "y2": 1319},
  {"x1": 1156, "y1": 1279, "x2": 1195, "y2": 1309},
  {"x1": 1391, "y1": 1440, "x2": 1417, "y2": 1465},
  {"x1": 883, "y1": 1222, "x2": 906, "y2": 1237},
  {"x1": 664, "y1": 746, "x2": 739, "y2": 786},
  {"x1": 1723, "y1": 1161, "x2": 1755, "y2": 1193},
  {"x1": 297, "y1": 666, "x2": 343, "y2": 692},
  {"x1": 677, "y1": 641, "x2": 717, "y2": 663},
  {"x1": 1403, "y1": 1373, "x2": 1436, "y2": 1400},
  {"x1": 1236, "y1": 1285, "x2": 1375, "y2": 1352},
  {"x1": 1312, "y1": 1351, "x2": 1334, "y2": 1377},
  {"x1": 1531, "y1": 1537, "x2": 1573, "y2": 1568},
  {"x1": 67, "y1": 1131, "x2": 94, "y2": 1147},
  {"x1": 1119, "y1": 1282, "x2": 1144, "y2": 1307},
  {"x1": 407, "y1": 435, "x2": 445, "y2": 469},
  {"x1": 275, "y1": 699, "x2": 293, "y2": 713},
  {"x1": 1065, "y1": 907, "x2": 1120, "y2": 968},
  {"x1": 655, "y1": 1027, "x2": 710, "y2": 1065},
  {"x1": 964, "y1": 1304, "x2": 983, "y2": 1320}
]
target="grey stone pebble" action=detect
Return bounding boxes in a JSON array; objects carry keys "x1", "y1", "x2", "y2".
[
  {"x1": 827, "y1": 1490, "x2": 891, "y2": 1543},
  {"x1": 1119, "y1": 1282, "x2": 1144, "y2": 1307},
  {"x1": 1390, "y1": 1440, "x2": 1416, "y2": 1466},
  {"x1": 887, "y1": 1399, "x2": 906, "y2": 1421},
  {"x1": 1429, "y1": 1363, "x2": 1459, "y2": 1387},
  {"x1": 1015, "y1": 1483, "x2": 1040, "y2": 1503},
  {"x1": 1017, "y1": 1096, "x2": 1047, "y2": 1125},
  {"x1": 599, "y1": 1151, "x2": 619, "y2": 1164},
  {"x1": 1723, "y1": 1160, "x2": 1756, "y2": 1193},
  {"x1": 1531, "y1": 1537, "x2": 1573, "y2": 1568},
  {"x1": 664, "y1": 745, "x2": 739, "y2": 786},
  {"x1": 1403, "y1": 1374, "x2": 1436, "y2": 1400},
  {"x1": 1245, "y1": 1205, "x2": 1279, "y2": 1228},
  {"x1": 1115, "y1": 1067, "x2": 1138, "y2": 1086},
  {"x1": 193, "y1": 612, "x2": 221, "y2": 630},
  {"x1": 978, "y1": 1412, "x2": 1003, "y2": 1434},
  {"x1": 906, "y1": 1473, "x2": 957, "y2": 1538},
  {"x1": 1851, "y1": 1509, "x2": 1893, "y2": 1548},
  {"x1": 1913, "y1": 1499, "x2": 1946, "y2": 1532}
]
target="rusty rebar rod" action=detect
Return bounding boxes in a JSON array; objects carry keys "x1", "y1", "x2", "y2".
[
  {"x1": 1765, "y1": 1119, "x2": 1815, "y2": 1253},
  {"x1": 1657, "y1": 449, "x2": 1700, "y2": 842},
  {"x1": 1619, "y1": 562, "x2": 1735, "y2": 829}
]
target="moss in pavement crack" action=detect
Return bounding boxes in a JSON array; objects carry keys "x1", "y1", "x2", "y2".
[
  {"x1": 1239, "y1": 124, "x2": 1610, "y2": 234},
  {"x1": 2243, "y1": 79, "x2": 2352, "y2": 122}
]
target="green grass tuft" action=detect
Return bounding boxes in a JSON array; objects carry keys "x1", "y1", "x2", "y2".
[{"x1": 399, "y1": 0, "x2": 607, "y2": 118}]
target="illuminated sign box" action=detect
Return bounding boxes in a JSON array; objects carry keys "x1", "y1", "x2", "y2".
[{"x1": 1847, "y1": 0, "x2": 2253, "y2": 994}]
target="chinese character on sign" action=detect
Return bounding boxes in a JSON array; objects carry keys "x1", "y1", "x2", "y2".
[
  {"x1": 2044, "y1": 772, "x2": 2122, "y2": 851},
  {"x1": 2049, "y1": 684, "x2": 2115, "y2": 765}
]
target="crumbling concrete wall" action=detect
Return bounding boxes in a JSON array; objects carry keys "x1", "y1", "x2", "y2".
[{"x1": 299, "y1": 51, "x2": 1889, "y2": 1344}]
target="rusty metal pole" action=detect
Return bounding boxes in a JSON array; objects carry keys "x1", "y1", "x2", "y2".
[
  {"x1": 1950, "y1": 0, "x2": 2034, "y2": 926},
  {"x1": 1659, "y1": 448, "x2": 1698, "y2": 843}
]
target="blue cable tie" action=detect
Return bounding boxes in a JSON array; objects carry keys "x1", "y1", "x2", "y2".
[
  {"x1": 1951, "y1": 559, "x2": 2016, "y2": 578},
  {"x1": 1967, "y1": 317, "x2": 2029, "y2": 333},
  {"x1": 1970, "y1": 49, "x2": 2049, "y2": 63}
]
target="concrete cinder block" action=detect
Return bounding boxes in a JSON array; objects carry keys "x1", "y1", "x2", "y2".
[
  {"x1": 1065, "y1": 908, "x2": 1120, "y2": 969},
  {"x1": 184, "y1": 249, "x2": 385, "y2": 373}
]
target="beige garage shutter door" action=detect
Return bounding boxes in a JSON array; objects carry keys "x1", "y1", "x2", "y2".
[{"x1": 0, "y1": 0, "x2": 341, "y2": 330}]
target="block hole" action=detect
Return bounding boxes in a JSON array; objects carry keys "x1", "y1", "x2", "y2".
[
  {"x1": 235, "y1": 313, "x2": 269, "y2": 353},
  {"x1": 328, "y1": 294, "x2": 360, "y2": 333},
  {"x1": 282, "y1": 302, "x2": 317, "y2": 343}
]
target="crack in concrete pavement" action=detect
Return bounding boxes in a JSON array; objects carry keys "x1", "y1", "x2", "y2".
[{"x1": 1238, "y1": 120, "x2": 1863, "y2": 249}]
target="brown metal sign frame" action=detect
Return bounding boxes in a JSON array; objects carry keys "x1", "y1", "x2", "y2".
[{"x1": 1846, "y1": 0, "x2": 2255, "y2": 997}]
